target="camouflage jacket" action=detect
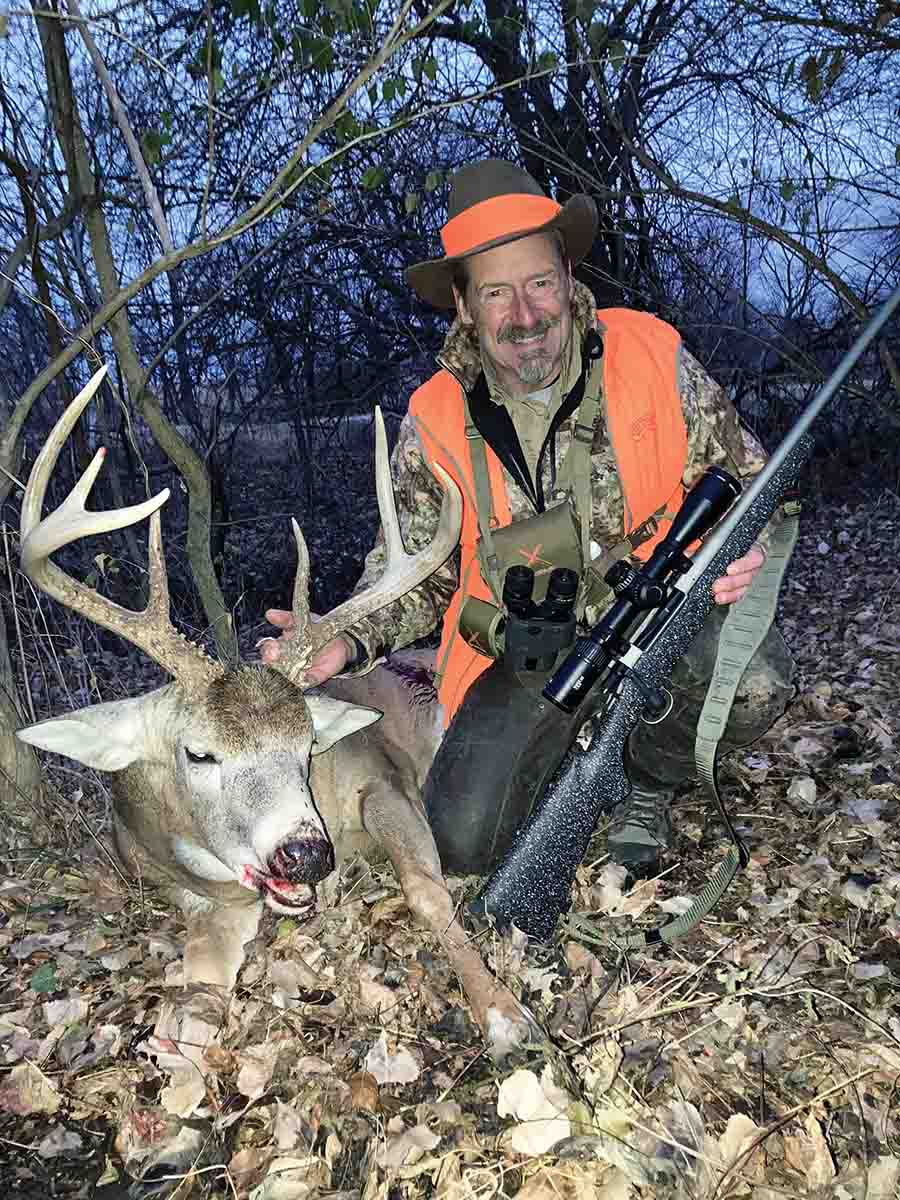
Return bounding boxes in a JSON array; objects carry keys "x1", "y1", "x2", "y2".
[{"x1": 345, "y1": 282, "x2": 768, "y2": 670}]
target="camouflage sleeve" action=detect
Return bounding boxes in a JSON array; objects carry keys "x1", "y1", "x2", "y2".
[
  {"x1": 340, "y1": 411, "x2": 460, "y2": 673},
  {"x1": 679, "y1": 347, "x2": 778, "y2": 551}
]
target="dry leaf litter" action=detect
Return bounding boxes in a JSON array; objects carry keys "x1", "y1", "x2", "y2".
[{"x1": 2, "y1": 494, "x2": 899, "y2": 1199}]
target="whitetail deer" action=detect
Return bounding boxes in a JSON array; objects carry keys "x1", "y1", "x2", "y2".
[{"x1": 17, "y1": 367, "x2": 536, "y2": 1187}]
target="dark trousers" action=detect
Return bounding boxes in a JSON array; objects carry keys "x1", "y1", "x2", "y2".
[{"x1": 423, "y1": 607, "x2": 794, "y2": 875}]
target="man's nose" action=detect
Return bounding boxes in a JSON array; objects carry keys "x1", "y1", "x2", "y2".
[{"x1": 508, "y1": 289, "x2": 540, "y2": 328}]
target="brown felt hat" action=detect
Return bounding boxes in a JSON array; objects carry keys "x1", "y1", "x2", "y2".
[{"x1": 407, "y1": 159, "x2": 598, "y2": 309}]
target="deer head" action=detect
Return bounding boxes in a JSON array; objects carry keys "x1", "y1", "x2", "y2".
[{"x1": 16, "y1": 367, "x2": 461, "y2": 914}]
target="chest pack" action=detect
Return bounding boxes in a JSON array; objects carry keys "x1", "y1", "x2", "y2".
[{"x1": 457, "y1": 330, "x2": 662, "y2": 664}]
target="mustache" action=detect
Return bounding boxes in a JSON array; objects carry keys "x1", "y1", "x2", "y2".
[{"x1": 497, "y1": 316, "x2": 560, "y2": 345}]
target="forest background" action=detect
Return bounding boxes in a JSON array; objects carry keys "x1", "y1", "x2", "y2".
[
  {"x1": 0, "y1": 4, "x2": 898, "y2": 1194},
  {"x1": 1, "y1": 0, "x2": 897, "y2": 675}
]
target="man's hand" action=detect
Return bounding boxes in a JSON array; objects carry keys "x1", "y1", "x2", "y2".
[
  {"x1": 258, "y1": 608, "x2": 350, "y2": 684},
  {"x1": 712, "y1": 542, "x2": 766, "y2": 605}
]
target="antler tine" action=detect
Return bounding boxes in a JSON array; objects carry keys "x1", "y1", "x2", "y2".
[
  {"x1": 20, "y1": 365, "x2": 223, "y2": 690},
  {"x1": 273, "y1": 406, "x2": 462, "y2": 687}
]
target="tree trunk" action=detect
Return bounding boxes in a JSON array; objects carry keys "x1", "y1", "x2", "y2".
[
  {"x1": 35, "y1": 1, "x2": 238, "y2": 663},
  {"x1": 0, "y1": 391, "x2": 44, "y2": 843},
  {"x1": 0, "y1": 614, "x2": 44, "y2": 847}
]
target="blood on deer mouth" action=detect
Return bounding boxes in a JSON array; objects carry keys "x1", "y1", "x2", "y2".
[{"x1": 240, "y1": 864, "x2": 317, "y2": 915}]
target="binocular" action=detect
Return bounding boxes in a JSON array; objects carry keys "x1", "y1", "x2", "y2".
[
  {"x1": 543, "y1": 465, "x2": 742, "y2": 712},
  {"x1": 500, "y1": 565, "x2": 578, "y2": 673}
]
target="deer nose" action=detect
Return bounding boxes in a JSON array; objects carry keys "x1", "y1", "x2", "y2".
[{"x1": 271, "y1": 838, "x2": 334, "y2": 884}]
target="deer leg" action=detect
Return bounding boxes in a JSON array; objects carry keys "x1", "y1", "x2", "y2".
[
  {"x1": 360, "y1": 774, "x2": 540, "y2": 1060},
  {"x1": 178, "y1": 893, "x2": 263, "y2": 990},
  {"x1": 126, "y1": 900, "x2": 261, "y2": 1195},
  {"x1": 149, "y1": 895, "x2": 261, "y2": 1113}
]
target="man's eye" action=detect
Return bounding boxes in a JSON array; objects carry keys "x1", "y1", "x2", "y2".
[{"x1": 185, "y1": 748, "x2": 218, "y2": 765}]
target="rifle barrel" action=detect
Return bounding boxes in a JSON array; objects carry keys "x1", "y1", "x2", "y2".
[{"x1": 686, "y1": 284, "x2": 900, "y2": 582}]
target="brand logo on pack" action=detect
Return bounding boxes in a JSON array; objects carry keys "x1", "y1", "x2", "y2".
[{"x1": 518, "y1": 543, "x2": 553, "y2": 571}]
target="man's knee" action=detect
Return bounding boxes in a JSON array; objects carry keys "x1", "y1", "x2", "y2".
[
  {"x1": 424, "y1": 664, "x2": 574, "y2": 875},
  {"x1": 629, "y1": 612, "x2": 794, "y2": 787},
  {"x1": 723, "y1": 621, "x2": 794, "y2": 746}
]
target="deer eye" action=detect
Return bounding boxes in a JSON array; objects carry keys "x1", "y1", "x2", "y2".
[{"x1": 185, "y1": 748, "x2": 218, "y2": 765}]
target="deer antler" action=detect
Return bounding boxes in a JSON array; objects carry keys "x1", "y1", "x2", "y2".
[
  {"x1": 20, "y1": 365, "x2": 223, "y2": 690},
  {"x1": 272, "y1": 408, "x2": 462, "y2": 686}
]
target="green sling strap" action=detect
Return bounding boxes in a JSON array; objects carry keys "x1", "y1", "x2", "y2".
[{"x1": 616, "y1": 499, "x2": 802, "y2": 949}]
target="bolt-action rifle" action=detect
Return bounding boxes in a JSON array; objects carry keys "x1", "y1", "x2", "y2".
[{"x1": 478, "y1": 285, "x2": 900, "y2": 943}]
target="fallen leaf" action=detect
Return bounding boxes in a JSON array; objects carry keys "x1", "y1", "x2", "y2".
[
  {"x1": 497, "y1": 1066, "x2": 571, "y2": 1156},
  {"x1": 787, "y1": 776, "x2": 817, "y2": 804},
  {"x1": 274, "y1": 1100, "x2": 302, "y2": 1150},
  {"x1": 99, "y1": 946, "x2": 140, "y2": 971},
  {"x1": 249, "y1": 1154, "x2": 330, "y2": 1199},
  {"x1": 364, "y1": 1031, "x2": 421, "y2": 1084},
  {"x1": 236, "y1": 1042, "x2": 281, "y2": 1099},
  {"x1": 37, "y1": 1127, "x2": 83, "y2": 1158},
  {"x1": 141, "y1": 1003, "x2": 219, "y2": 1118},
  {"x1": 0, "y1": 1060, "x2": 61, "y2": 1115},
  {"x1": 852, "y1": 962, "x2": 886, "y2": 979},
  {"x1": 717, "y1": 1113, "x2": 762, "y2": 1176},
  {"x1": 584, "y1": 1036, "x2": 623, "y2": 1098},
  {"x1": 867, "y1": 1155, "x2": 900, "y2": 1198},
  {"x1": 657, "y1": 894, "x2": 695, "y2": 915},
  {"x1": 376, "y1": 1123, "x2": 440, "y2": 1169},
  {"x1": 30, "y1": 962, "x2": 58, "y2": 993},
  {"x1": 803, "y1": 1113, "x2": 836, "y2": 1189},
  {"x1": 348, "y1": 1070, "x2": 380, "y2": 1112},
  {"x1": 515, "y1": 1162, "x2": 631, "y2": 1198}
]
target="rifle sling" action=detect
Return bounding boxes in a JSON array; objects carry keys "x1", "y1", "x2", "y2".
[{"x1": 616, "y1": 500, "x2": 801, "y2": 950}]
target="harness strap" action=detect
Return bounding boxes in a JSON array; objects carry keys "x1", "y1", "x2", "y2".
[
  {"x1": 569, "y1": 336, "x2": 604, "y2": 578},
  {"x1": 616, "y1": 499, "x2": 801, "y2": 950},
  {"x1": 465, "y1": 407, "x2": 504, "y2": 600}
]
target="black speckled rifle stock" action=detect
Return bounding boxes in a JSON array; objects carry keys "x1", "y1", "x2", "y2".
[{"x1": 478, "y1": 285, "x2": 900, "y2": 941}]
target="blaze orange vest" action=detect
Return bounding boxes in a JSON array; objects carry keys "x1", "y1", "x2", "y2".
[{"x1": 410, "y1": 308, "x2": 687, "y2": 724}]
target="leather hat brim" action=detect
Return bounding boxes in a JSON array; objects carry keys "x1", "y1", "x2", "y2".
[{"x1": 406, "y1": 194, "x2": 598, "y2": 309}]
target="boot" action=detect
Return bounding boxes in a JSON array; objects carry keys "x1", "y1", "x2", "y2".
[{"x1": 606, "y1": 781, "x2": 674, "y2": 878}]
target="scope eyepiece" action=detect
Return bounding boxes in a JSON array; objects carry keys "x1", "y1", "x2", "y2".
[{"x1": 543, "y1": 635, "x2": 611, "y2": 712}]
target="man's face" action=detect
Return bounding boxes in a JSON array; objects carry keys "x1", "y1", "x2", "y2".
[{"x1": 453, "y1": 233, "x2": 573, "y2": 397}]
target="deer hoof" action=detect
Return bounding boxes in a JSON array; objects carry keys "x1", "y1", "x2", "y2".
[{"x1": 484, "y1": 1000, "x2": 544, "y2": 1062}]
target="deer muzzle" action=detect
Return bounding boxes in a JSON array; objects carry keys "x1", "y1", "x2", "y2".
[{"x1": 270, "y1": 837, "x2": 335, "y2": 885}]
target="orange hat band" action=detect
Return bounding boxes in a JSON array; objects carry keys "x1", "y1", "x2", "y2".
[{"x1": 440, "y1": 194, "x2": 562, "y2": 259}]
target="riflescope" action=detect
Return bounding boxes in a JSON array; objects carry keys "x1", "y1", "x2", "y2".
[{"x1": 543, "y1": 466, "x2": 742, "y2": 713}]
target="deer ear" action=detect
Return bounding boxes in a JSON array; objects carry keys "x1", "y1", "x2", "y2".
[
  {"x1": 306, "y1": 693, "x2": 382, "y2": 756},
  {"x1": 17, "y1": 697, "x2": 149, "y2": 771}
]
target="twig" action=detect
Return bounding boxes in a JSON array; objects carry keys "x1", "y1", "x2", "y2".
[
  {"x1": 7, "y1": 4, "x2": 231, "y2": 119},
  {"x1": 201, "y1": 0, "x2": 215, "y2": 240},
  {"x1": 435, "y1": 1045, "x2": 488, "y2": 1104},
  {"x1": 0, "y1": 462, "x2": 26, "y2": 492},
  {"x1": 68, "y1": 0, "x2": 176, "y2": 257}
]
